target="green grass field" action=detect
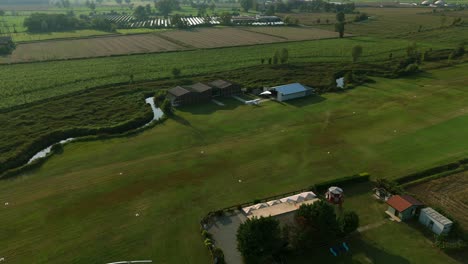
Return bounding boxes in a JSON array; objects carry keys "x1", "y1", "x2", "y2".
[
  {"x1": 0, "y1": 64, "x2": 467, "y2": 263},
  {"x1": 0, "y1": 36, "x2": 448, "y2": 109}
]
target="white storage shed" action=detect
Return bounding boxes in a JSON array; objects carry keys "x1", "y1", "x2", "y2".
[{"x1": 418, "y1": 207, "x2": 453, "y2": 235}]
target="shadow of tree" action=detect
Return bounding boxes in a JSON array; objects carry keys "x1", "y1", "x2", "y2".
[{"x1": 287, "y1": 233, "x2": 411, "y2": 264}]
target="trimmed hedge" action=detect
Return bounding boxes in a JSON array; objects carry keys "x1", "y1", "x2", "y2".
[
  {"x1": 312, "y1": 172, "x2": 370, "y2": 193},
  {"x1": 395, "y1": 161, "x2": 463, "y2": 185}
]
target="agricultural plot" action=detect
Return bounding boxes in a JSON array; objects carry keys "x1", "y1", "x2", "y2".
[
  {"x1": 0, "y1": 34, "x2": 185, "y2": 63},
  {"x1": 288, "y1": 8, "x2": 468, "y2": 39},
  {"x1": 245, "y1": 26, "x2": 347, "y2": 41},
  {"x1": 0, "y1": 26, "x2": 342, "y2": 63},
  {"x1": 407, "y1": 171, "x2": 468, "y2": 230},
  {"x1": 158, "y1": 27, "x2": 286, "y2": 48}
]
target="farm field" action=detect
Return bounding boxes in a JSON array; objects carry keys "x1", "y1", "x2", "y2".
[
  {"x1": 0, "y1": 65, "x2": 467, "y2": 263},
  {"x1": 0, "y1": 33, "x2": 185, "y2": 63},
  {"x1": 0, "y1": 36, "x2": 449, "y2": 109},
  {"x1": 0, "y1": 27, "x2": 346, "y2": 63},
  {"x1": 244, "y1": 26, "x2": 346, "y2": 41},
  {"x1": 407, "y1": 171, "x2": 468, "y2": 230},
  {"x1": 284, "y1": 8, "x2": 468, "y2": 41}
]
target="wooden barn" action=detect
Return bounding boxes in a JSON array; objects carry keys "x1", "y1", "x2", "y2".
[
  {"x1": 208, "y1": 80, "x2": 241, "y2": 97},
  {"x1": 167, "y1": 83, "x2": 212, "y2": 106}
]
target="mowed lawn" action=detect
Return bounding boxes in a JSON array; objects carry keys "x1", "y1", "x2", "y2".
[{"x1": 0, "y1": 65, "x2": 467, "y2": 263}]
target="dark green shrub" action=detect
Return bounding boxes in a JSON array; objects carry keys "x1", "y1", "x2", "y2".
[
  {"x1": 314, "y1": 173, "x2": 370, "y2": 193},
  {"x1": 396, "y1": 162, "x2": 460, "y2": 185}
]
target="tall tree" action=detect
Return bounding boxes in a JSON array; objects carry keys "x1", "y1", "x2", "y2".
[
  {"x1": 335, "y1": 11, "x2": 345, "y2": 38},
  {"x1": 237, "y1": 216, "x2": 282, "y2": 264},
  {"x1": 133, "y1": 6, "x2": 148, "y2": 20},
  {"x1": 293, "y1": 200, "x2": 340, "y2": 250},
  {"x1": 240, "y1": 0, "x2": 254, "y2": 12},
  {"x1": 156, "y1": 0, "x2": 178, "y2": 17},
  {"x1": 339, "y1": 211, "x2": 359, "y2": 235}
]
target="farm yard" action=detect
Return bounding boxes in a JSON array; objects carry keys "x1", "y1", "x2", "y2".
[
  {"x1": 407, "y1": 171, "x2": 468, "y2": 230},
  {"x1": 0, "y1": 64, "x2": 467, "y2": 263}
]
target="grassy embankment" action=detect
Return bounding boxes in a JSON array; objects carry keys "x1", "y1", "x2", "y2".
[{"x1": 0, "y1": 64, "x2": 467, "y2": 263}]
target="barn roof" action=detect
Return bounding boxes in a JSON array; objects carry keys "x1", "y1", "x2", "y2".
[
  {"x1": 208, "y1": 80, "x2": 232, "y2": 89},
  {"x1": 272, "y1": 83, "x2": 312, "y2": 95},
  {"x1": 190, "y1": 83, "x2": 212, "y2": 93},
  {"x1": 387, "y1": 195, "x2": 423, "y2": 212},
  {"x1": 168, "y1": 86, "x2": 191, "y2": 97},
  {"x1": 421, "y1": 207, "x2": 453, "y2": 225}
]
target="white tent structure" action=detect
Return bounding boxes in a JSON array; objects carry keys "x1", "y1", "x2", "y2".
[{"x1": 242, "y1": 191, "x2": 318, "y2": 218}]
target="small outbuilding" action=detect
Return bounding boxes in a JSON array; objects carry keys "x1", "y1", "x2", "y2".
[
  {"x1": 386, "y1": 195, "x2": 424, "y2": 221},
  {"x1": 269, "y1": 83, "x2": 314, "y2": 102},
  {"x1": 419, "y1": 207, "x2": 453, "y2": 235}
]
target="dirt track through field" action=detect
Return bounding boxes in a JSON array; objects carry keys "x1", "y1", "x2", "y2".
[{"x1": 0, "y1": 27, "x2": 341, "y2": 63}]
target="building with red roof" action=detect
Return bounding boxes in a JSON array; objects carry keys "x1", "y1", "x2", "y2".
[{"x1": 386, "y1": 195, "x2": 424, "y2": 221}]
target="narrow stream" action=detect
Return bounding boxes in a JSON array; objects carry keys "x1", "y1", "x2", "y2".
[{"x1": 27, "y1": 97, "x2": 162, "y2": 164}]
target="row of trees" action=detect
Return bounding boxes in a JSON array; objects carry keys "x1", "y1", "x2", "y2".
[
  {"x1": 23, "y1": 13, "x2": 116, "y2": 33},
  {"x1": 237, "y1": 200, "x2": 359, "y2": 263}
]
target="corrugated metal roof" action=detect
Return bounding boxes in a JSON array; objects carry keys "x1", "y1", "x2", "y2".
[
  {"x1": 190, "y1": 83, "x2": 212, "y2": 93},
  {"x1": 272, "y1": 83, "x2": 311, "y2": 95},
  {"x1": 168, "y1": 86, "x2": 190, "y2": 97},
  {"x1": 421, "y1": 207, "x2": 453, "y2": 225},
  {"x1": 209, "y1": 79, "x2": 232, "y2": 89}
]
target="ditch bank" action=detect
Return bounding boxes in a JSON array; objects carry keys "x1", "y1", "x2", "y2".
[{"x1": 0, "y1": 97, "x2": 164, "y2": 179}]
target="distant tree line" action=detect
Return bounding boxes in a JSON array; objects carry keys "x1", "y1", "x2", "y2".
[{"x1": 23, "y1": 13, "x2": 117, "y2": 33}]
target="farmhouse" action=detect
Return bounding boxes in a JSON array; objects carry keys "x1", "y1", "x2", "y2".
[
  {"x1": 167, "y1": 83, "x2": 212, "y2": 106},
  {"x1": 386, "y1": 195, "x2": 424, "y2": 221},
  {"x1": 418, "y1": 207, "x2": 453, "y2": 235},
  {"x1": 242, "y1": 191, "x2": 318, "y2": 224},
  {"x1": 269, "y1": 83, "x2": 314, "y2": 102},
  {"x1": 208, "y1": 80, "x2": 241, "y2": 97}
]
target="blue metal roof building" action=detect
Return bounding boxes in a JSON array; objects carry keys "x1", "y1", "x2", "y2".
[{"x1": 270, "y1": 83, "x2": 314, "y2": 102}]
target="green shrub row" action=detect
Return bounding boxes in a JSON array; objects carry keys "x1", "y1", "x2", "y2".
[
  {"x1": 395, "y1": 159, "x2": 467, "y2": 185},
  {"x1": 0, "y1": 111, "x2": 153, "y2": 177},
  {"x1": 312, "y1": 172, "x2": 370, "y2": 193}
]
